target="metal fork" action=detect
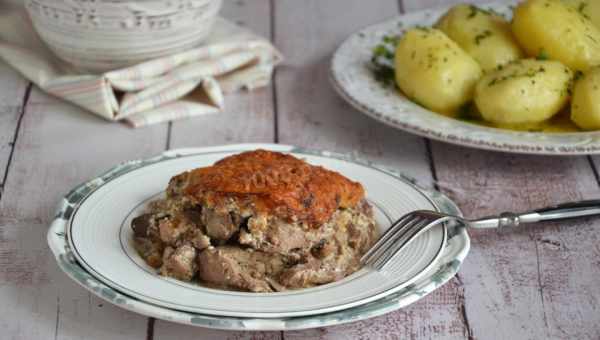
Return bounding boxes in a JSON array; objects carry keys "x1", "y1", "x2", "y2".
[{"x1": 362, "y1": 200, "x2": 600, "y2": 271}]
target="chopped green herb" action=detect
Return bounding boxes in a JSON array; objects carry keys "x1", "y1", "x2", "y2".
[
  {"x1": 370, "y1": 34, "x2": 400, "y2": 87},
  {"x1": 488, "y1": 63, "x2": 548, "y2": 87},
  {"x1": 586, "y1": 34, "x2": 598, "y2": 44},
  {"x1": 467, "y1": 5, "x2": 491, "y2": 18},
  {"x1": 474, "y1": 30, "x2": 493, "y2": 45},
  {"x1": 486, "y1": 7, "x2": 506, "y2": 18},
  {"x1": 468, "y1": 5, "x2": 478, "y2": 18},
  {"x1": 578, "y1": 2, "x2": 590, "y2": 19},
  {"x1": 456, "y1": 102, "x2": 480, "y2": 122},
  {"x1": 383, "y1": 35, "x2": 400, "y2": 45},
  {"x1": 536, "y1": 49, "x2": 549, "y2": 60}
]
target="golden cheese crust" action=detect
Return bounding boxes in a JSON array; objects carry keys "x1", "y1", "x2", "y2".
[{"x1": 170, "y1": 150, "x2": 365, "y2": 226}]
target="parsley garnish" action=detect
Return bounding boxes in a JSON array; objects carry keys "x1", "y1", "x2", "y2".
[
  {"x1": 536, "y1": 49, "x2": 549, "y2": 60},
  {"x1": 467, "y1": 5, "x2": 493, "y2": 18},
  {"x1": 370, "y1": 34, "x2": 400, "y2": 87},
  {"x1": 474, "y1": 30, "x2": 493, "y2": 45}
]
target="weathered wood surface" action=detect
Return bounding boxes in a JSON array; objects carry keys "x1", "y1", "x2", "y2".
[
  {"x1": 430, "y1": 144, "x2": 600, "y2": 340},
  {"x1": 167, "y1": 0, "x2": 275, "y2": 148},
  {"x1": 0, "y1": 62, "x2": 29, "y2": 187},
  {"x1": 273, "y1": 0, "x2": 433, "y2": 185},
  {"x1": 0, "y1": 87, "x2": 167, "y2": 339},
  {"x1": 0, "y1": 0, "x2": 599, "y2": 339}
]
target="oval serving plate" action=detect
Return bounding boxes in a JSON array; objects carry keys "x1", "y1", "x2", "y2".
[
  {"x1": 331, "y1": 1, "x2": 600, "y2": 155},
  {"x1": 48, "y1": 144, "x2": 470, "y2": 329}
]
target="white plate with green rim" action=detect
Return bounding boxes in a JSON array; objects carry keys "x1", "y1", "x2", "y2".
[
  {"x1": 48, "y1": 144, "x2": 470, "y2": 329},
  {"x1": 330, "y1": 1, "x2": 600, "y2": 155}
]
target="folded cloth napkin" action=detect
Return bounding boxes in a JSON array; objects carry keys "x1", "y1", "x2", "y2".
[{"x1": 0, "y1": 6, "x2": 282, "y2": 127}]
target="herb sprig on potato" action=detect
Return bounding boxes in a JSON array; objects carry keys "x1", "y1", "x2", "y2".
[{"x1": 372, "y1": 0, "x2": 600, "y2": 131}]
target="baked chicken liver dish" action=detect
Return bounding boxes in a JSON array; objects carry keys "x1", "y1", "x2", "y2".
[{"x1": 132, "y1": 150, "x2": 377, "y2": 292}]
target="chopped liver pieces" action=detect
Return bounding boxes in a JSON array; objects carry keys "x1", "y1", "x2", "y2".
[
  {"x1": 161, "y1": 244, "x2": 197, "y2": 281},
  {"x1": 198, "y1": 246, "x2": 286, "y2": 292},
  {"x1": 132, "y1": 150, "x2": 377, "y2": 292}
]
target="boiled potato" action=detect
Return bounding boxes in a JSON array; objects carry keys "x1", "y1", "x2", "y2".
[
  {"x1": 512, "y1": 0, "x2": 600, "y2": 71},
  {"x1": 571, "y1": 67, "x2": 600, "y2": 129},
  {"x1": 474, "y1": 59, "x2": 573, "y2": 125},
  {"x1": 435, "y1": 4, "x2": 524, "y2": 72},
  {"x1": 562, "y1": 0, "x2": 600, "y2": 29},
  {"x1": 394, "y1": 28, "x2": 482, "y2": 115}
]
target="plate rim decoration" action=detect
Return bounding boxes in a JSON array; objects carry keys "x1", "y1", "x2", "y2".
[
  {"x1": 330, "y1": 0, "x2": 600, "y2": 156},
  {"x1": 47, "y1": 143, "x2": 470, "y2": 330}
]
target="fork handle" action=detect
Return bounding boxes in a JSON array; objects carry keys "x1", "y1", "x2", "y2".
[{"x1": 469, "y1": 199, "x2": 600, "y2": 229}]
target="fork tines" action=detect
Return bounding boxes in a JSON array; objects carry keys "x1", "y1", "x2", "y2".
[{"x1": 362, "y1": 211, "x2": 446, "y2": 271}]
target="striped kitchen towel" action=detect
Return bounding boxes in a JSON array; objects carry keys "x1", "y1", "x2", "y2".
[{"x1": 0, "y1": 9, "x2": 282, "y2": 127}]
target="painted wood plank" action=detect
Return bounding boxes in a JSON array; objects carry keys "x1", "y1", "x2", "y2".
[
  {"x1": 274, "y1": 1, "x2": 468, "y2": 339},
  {"x1": 590, "y1": 157, "x2": 600, "y2": 183},
  {"x1": 273, "y1": 0, "x2": 433, "y2": 185},
  {"x1": 154, "y1": 0, "x2": 280, "y2": 338},
  {"x1": 284, "y1": 279, "x2": 469, "y2": 340},
  {"x1": 430, "y1": 144, "x2": 600, "y2": 340},
  {"x1": 167, "y1": 0, "x2": 275, "y2": 148},
  {"x1": 0, "y1": 88, "x2": 167, "y2": 340},
  {"x1": 0, "y1": 62, "x2": 30, "y2": 186},
  {"x1": 154, "y1": 322, "x2": 282, "y2": 340}
]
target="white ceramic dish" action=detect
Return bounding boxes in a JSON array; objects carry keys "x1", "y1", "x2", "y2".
[
  {"x1": 25, "y1": 0, "x2": 222, "y2": 72},
  {"x1": 48, "y1": 144, "x2": 470, "y2": 330},
  {"x1": 330, "y1": 1, "x2": 600, "y2": 155},
  {"x1": 66, "y1": 145, "x2": 446, "y2": 318}
]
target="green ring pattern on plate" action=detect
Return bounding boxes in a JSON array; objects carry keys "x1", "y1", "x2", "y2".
[{"x1": 47, "y1": 144, "x2": 470, "y2": 331}]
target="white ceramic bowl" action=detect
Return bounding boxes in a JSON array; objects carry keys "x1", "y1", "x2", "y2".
[{"x1": 25, "y1": 0, "x2": 222, "y2": 72}]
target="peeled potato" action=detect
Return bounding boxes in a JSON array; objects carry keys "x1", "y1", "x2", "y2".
[
  {"x1": 435, "y1": 4, "x2": 523, "y2": 72},
  {"x1": 562, "y1": 0, "x2": 600, "y2": 29},
  {"x1": 571, "y1": 67, "x2": 600, "y2": 129},
  {"x1": 474, "y1": 59, "x2": 573, "y2": 125},
  {"x1": 394, "y1": 28, "x2": 482, "y2": 115},
  {"x1": 512, "y1": 0, "x2": 600, "y2": 71}
]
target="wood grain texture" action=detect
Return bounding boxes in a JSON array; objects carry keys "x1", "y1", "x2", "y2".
[
  {"x1": 167, "y1": 0, "x2": 275, "y2": 148},
  {"x1": 273, "y1": 0, "x2": 433, "y2": 185},
  {"x1": 153, "y1": 0, "x2": 280, "y2": 339},
  {"x1": 0, "y1": 88, "x2": 167, "y2": 340},
  {"x1": 0, "y1": 62, "x2": 30, "y2": 186},
  {"x1": 430, "y1": 144, "x2": 600, "y2": 340},
  {"x1": 275, "y1": 1, "x2": 467, "y2": 339},
  {"x1": 284, "y1": 279, "x2": 468, "y2": 340},
  {"x1": 590, "y1": 157, "x2": 600, "y2": 183},
  {"x1": 1, "y1": 0, "x2": 598, "y2": 339},
  {"x1": 154, "y1": 322, "x2": 282, "y2": 340}
]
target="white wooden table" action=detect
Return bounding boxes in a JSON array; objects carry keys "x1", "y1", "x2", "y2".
[{"x1": 1, "y1": 0, "x2": 600, "y2": 339}]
